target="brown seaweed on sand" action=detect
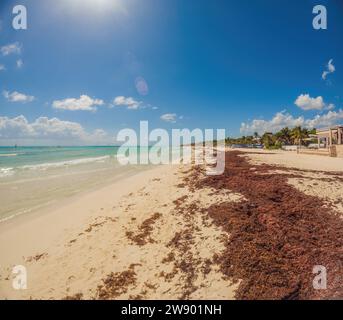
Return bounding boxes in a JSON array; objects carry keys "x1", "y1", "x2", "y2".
[
  {"x1": 187, "y1": 151, "x2": 343, "y2": 300},
  {"x1": 96, "y1": 264, "x2": 139, "y2": 300},
  {"x1": 126, "y1": 212, "x2": 162, "y2": 246}
]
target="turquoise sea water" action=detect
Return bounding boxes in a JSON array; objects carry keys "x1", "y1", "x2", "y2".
[
  {"x1": 0, "y1": 145, "x2": 188, "y2": 221},
  {"x1": 0, "y1": 146, "x2": 119, "y2": 175},
  {"x1": 0, "y1": 146, "x2": 153, "y2": 222}
]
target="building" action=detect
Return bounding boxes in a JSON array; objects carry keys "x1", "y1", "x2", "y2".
[
  {"x1": 316, "y1": 126, "x2": 343, "y2": 157},
  {"x1": 316, "y1": 126, "x2": 343, "y2": 147}
]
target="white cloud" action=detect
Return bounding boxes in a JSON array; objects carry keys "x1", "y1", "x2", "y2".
[
  {"x1": 240, "y1": 112, "x2": 305, "y2": 135},
  {"x1": 326, "y1": 103, "x2": 335, "y2": 111},
  {"x1": 305, "y1": 110, "x2": 343, "y2": 128},
  {"x1": 322, "y1": 72, "x2": 329, "y2": 81},
  {"x1": 240, "y1": 110, "x2": 343, "y2": 135},
  {"x1": 328, "y1": 59, "x2": 335, "y2": 73},
  {"x1": 0, "y1": 64, "x2": 5, "y2": 71},
  {"x1": 113, "y1": 96, "x2": 142, "y2": 110},
  {"x1": 0, "y1": 115, "x2": 112, "y2": 145},
  {"x1": 3, "y1": 90, "x2": 35, "y2": 103},
  {"x1": 294, "y1": 94, "x2": 325, "y2": 110},
  {"x1": 160, "y1": 113, "x2": 177, "y2": 123},
  {"x1": 16, "y1": 59, "x2": 23, "y2": 68},
  {"x1": 0, "y1": 42, "x2": 21, "y2": 56},
  {"x1": 322, "y1": 59, "x2": 335, "y2": 80},
  {"x1": 52, "y1": 95, "x2": 104, "y2": 111}
]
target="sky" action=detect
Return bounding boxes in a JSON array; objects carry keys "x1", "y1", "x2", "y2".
[{"x1": 0, "y1": 0, "x2": 343, "y2": 145}]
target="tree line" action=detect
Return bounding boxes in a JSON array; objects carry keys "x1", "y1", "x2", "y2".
[{"x1": 225, "y1": 126, "x2": 317, "y2": 149}]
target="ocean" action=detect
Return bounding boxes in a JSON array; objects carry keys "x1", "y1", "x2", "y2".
[{"x1": 0, "y1": 146, "x2": 152, "y2": 222}]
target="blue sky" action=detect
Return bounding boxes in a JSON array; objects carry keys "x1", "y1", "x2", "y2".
[{"x1": 0, "y1": 0, "x2": 342, "y2": 145}]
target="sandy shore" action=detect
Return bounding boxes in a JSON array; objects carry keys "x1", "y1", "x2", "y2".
[
  {"x1": 1, "y1": 149, "x2": 343, "y2": 300},
  {"x1": 0, "y1": 161, "x2": 239, "y2": 300}
]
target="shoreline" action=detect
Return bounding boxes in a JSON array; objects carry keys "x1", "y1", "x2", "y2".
[
  {"x1": 0, "y1": 157, "x2": 237, "y2": 300},
  {"x1": 0, "y1": 163, "x2": 166, "y2": 264},
  {"x1": 0, "y1": 164, "x2": 154, "y2": 225}
]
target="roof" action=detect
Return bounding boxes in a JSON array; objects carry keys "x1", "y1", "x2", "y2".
[{"x1": 316, "y1": 125, "x2": 343, "y2": 133}]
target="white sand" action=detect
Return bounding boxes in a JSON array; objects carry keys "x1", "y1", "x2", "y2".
[
  {"x1": 0, "y1": 163, "x2": 239, "y2": 300},
  {"x1": 237, "y1": 148, "x2": 343, "y2": 172}
]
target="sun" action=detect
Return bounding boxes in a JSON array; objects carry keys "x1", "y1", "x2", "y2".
[
  {"x1": 85, "y1": 0, "x2": 114, "y2": 7},
  {"x1": 67, "y1": 0, "x2": 126, "y2": 14}
]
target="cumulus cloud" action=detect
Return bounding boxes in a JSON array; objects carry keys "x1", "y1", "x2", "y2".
[
  {"x1": 52, "y1": 95, "x2": 104, "y2": 111},
  {"x1": 3, "y1": 90, "x2": 35, "y2": 103},
  {"x1": 240, "y1": 110, "x2": 343, "y2": 135},
  {"x1": 0, "y1": 42, "x2": 21, "y2": 56},
  {"x1": 305, "y1": 110, "x2": 343, "y2": 128},
  {"x1": 294, "y1": 94, "x2": 325, "y2": 110},
  {"x1": 0, "y1": 115, "x2": 112, "y2": 145},
  {"x1": 0, "y1": 64, "x2": 5, "y2": 71},
  {"x1": 113, "y1": 96, "x2": 142, "y2": 110},
  {"x1": 240, "y1": 112, "x2": 305, "y2": 135},
  {"x1": 322, "y1": 59, "x2": 335, "y2": 80},
  {"x1": 160, "y1": 113, "x2": 177, "y2": 123}
]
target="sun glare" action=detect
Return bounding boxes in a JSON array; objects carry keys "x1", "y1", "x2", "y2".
[{"x1": 67, "y1": 0, "x2": 126, "y2": 14}]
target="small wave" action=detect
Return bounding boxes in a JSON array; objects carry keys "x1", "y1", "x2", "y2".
[
  {"x1": 0, "y1": 153, "x2": 18, "y2": 157},
  {"x1": 20, "y1": 155, "x2": 111, "y2": 171},
  {"x1": 0, "y1": 167, "x2": 14, "y2": 177}
]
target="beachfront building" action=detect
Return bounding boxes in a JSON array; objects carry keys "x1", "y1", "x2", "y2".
[
  {"x1": 316, "y1": 126, "x2": 343, "y2": 157},
  {"x1": 316, "y1": 126, "x2": 343, "y2": 147}
]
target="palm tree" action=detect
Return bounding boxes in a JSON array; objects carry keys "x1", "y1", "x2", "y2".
[
  {"x1": 291, "y1": 126, "x2": 308, "y2": 146},
  {"x1": 276, "y1": 127, "x2": 292, "y2": 145},
  {"x1": 245, "y1": 136, "x2": 254, "y2": 144},
  {"x1": 261, "y1": 132, "x2": 275, "y2": 148},
  {"x1": 253, "y1": 132, "x2": 261, "y2": 143}
]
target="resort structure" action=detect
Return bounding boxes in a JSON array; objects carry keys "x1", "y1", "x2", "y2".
[
  {"x1": 296, "y1": 126, "x2": 343, "y2": 157},
  {"x1": 317, "y1": 126, "x2": 343, "y2": 147},
  {"x1": 315, "y1": 126, "x2": 343, "y2": 157}
]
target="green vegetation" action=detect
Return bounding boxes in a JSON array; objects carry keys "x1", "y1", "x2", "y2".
[{"x1": 225, "y1": 127, "x2": 317, "y2": 149}]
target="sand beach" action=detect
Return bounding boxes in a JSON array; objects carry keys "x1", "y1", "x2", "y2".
[{"x1": 1, "y1": 149, "x2": 343, "y2": 300}]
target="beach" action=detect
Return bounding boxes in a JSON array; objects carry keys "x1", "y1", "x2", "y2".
[{"x1": 1, "y1": 149, "x2": 343, "y2": 300}]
